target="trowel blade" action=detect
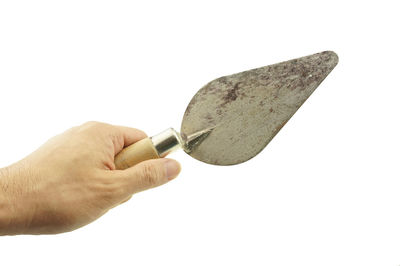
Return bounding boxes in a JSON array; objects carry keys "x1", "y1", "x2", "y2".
[{"x1": 180, "y1": 51, "x2": 338, "y2": 165}]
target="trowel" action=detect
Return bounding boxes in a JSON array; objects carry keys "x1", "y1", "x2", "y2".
[{"x1": 114, "y1": 51, "x2": 338, "y2": 169}]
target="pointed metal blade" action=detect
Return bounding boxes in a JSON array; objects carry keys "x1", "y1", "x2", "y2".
[{"x1": 180, "y1": 51, "x2": 338, "y2": 165}]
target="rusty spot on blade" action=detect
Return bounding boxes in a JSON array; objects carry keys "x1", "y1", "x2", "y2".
[{"x1": 181, "y1": 51, "x2": 338, "y2": 165}]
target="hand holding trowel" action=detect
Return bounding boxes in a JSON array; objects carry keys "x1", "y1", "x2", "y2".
[
  {"x1": 115, "y1": 51, "x2": 338, "y2": 169},
  {"x1": 0, "y1": 51, "x2": 338, "y2": 236}
]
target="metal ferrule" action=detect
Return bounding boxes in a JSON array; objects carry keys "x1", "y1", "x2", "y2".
[{"x1": 150, "y1": 128, "x2": 183, "y2": 157}]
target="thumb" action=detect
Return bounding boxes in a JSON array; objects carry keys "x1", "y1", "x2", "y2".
[{"x1": 117, "y1": 158, "x2": 181, "y2": 195}]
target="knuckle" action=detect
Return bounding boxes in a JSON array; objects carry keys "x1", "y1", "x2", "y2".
[
  {"x1": 76, "y1": 121, "x2": 100, "y2": 133},
  {"x1": 83, "y1": 121, "x2": 109, "y2": 130},
  {"x1": 93, "y1": 177, "x2": 122, "y2": 202},
  {"x1": 140, "y1": 164, "x2": 162, "y2": 187},
  {"x1": 84, "y1": 121, "x2": 100, "y2": 127},
  {"x1": 78, "y1": 121, "x2": 113, "y2": 135},
  {"x1": 100, "y1": 186, "x2": 117, "y2": 201},
  {"x1": 134, "y1": 129, "x2": 147, "y2": 137}
]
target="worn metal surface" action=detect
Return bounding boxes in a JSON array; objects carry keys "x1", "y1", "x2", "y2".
[{"x1": 180, "y1": 51, "x2": 338, "y2": 165}]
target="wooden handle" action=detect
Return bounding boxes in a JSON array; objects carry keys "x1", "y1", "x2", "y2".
[{"x1": 114, "y1": 138, "x2": 160, "y2": 170}]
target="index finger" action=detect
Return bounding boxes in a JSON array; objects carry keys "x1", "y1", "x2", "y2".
[{"x1": 114, "y1": 125, "x2": 147, "y2": 154}]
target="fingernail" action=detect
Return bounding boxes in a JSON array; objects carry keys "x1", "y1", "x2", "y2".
[{"x1": 164, "y1": 159, "x2": 181, "y2": 180}]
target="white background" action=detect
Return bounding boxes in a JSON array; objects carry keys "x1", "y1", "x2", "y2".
[{"x1": 0, "y1": 1, "x2": 399, "y2": 265}]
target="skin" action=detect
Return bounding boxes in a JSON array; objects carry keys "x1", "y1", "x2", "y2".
[{"x1": 0, "y1": 121, "x2": 181, "y2": 235}]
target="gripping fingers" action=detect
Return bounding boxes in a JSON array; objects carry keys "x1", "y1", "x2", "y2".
[{"x1": 114, "y1": 158, "x2": 181, "y2": 197}]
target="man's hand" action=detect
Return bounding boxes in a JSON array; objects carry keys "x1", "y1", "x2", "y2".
[{"x1": 0, "y1": 122, "x2": 181, "y2": 235}]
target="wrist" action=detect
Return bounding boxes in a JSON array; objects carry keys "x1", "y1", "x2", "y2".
[
  {"x1": 0, "y1": 165, "x2": 32, "y2": 235},
  {"x1": 0, "y1": 167, "x2": 13, "y2": 234}
]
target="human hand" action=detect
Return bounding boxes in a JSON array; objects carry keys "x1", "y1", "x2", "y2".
[{"x1": 0, "y1": 122, "x2": 181, "y2": 235}]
